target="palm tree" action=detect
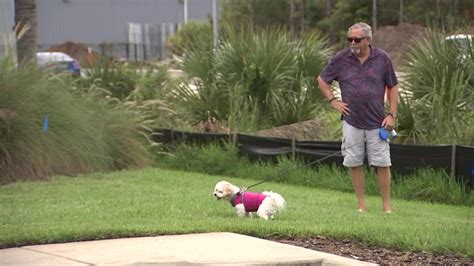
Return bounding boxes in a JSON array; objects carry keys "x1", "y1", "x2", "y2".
[{"x1": 14, "y1": 0, "x2": 37, "y2": 65}]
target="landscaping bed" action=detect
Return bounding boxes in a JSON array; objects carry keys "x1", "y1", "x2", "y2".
[{"x1": 269, "y1": 236, "x2": 474, "y2": 265}]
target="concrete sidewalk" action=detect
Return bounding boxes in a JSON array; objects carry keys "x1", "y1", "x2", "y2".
[{"x1": 0, "y1": 232, "x2": 375, "y2": 265}]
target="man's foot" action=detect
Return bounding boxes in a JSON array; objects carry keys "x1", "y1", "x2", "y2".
[
  {"x1": 358, "y1": 208, "x2": 367, "y2": 212},
  {"x1": 384, "y1": 208, "x2": 392, "y2": 214}
]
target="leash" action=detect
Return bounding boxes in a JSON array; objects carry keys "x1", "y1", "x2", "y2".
[{"x1": 240, "y1": 141, "x2": 364, "y2": 192}]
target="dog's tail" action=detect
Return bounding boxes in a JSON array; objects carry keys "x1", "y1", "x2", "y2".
[{"x1": 262, "y1": 191, "x2": 287, "y2": 211}]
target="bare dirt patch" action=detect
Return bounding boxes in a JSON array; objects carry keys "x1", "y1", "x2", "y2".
[
  {"x1": 193, "y1": 117, "x2": 329, "y2": 140},
  {"x1": 255, "y1": 118, "x2": 329, "y2": 140},
  {"x1": 45, "y1": 41, "x2": 98, "y2": 66},
  {"x1": 372, "y1": 23, "x2": 427, "y2": 69},
  {"x1": 267, "y1": 235, "x2": 473, "y2": 265}
]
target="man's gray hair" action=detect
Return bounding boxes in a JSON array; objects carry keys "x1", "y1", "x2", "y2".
[{"x1": 348, "y1": 22, "x2": 372, "y2": 38}]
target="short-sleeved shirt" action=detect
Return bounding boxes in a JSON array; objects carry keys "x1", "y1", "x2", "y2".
[{"x1": 319, "y1": 46, "x2": 398, "y2": 129}]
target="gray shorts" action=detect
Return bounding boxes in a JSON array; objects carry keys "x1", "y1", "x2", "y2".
[{"x1": 341, "y1": 121, "x2": 391, "y2": 167}]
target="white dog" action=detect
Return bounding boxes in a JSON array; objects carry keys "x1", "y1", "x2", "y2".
[{"x1": 213, "y1": 181, "x2": 286, "y2": 220}]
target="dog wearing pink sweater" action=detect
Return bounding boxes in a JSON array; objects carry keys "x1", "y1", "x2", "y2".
[{"x1": 213, "y1": 181, "x2": 286, "y2": 220}]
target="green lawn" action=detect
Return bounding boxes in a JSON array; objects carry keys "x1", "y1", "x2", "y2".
[{"x1": 0, "y1": 167, "x2": 472, "y2": 258}]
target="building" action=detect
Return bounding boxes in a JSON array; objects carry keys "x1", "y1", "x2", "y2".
[
  {"x1": 0, "y1": 0, "x2": 15, "y2": 59},
  {"x1": 0, "y1": 0, "x2": 219, "y2": 61}
]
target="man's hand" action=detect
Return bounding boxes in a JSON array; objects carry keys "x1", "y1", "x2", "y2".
[
  {"x1": 330, "y1": 100, "x2": 350, "y2": 116},
  {"x1": 382, "y1": 115, "x2": 396, "y2": 130}
]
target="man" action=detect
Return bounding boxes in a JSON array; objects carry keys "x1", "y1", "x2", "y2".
[{"x1": 316, "y1": 22, "x2": 398, "y2": 213}]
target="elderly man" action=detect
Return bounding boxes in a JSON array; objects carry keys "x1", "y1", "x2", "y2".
[{"x1": 316, "y1": 22, "x2": 398, "y2": 213}]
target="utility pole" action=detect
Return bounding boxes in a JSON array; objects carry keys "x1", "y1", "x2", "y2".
[
  {"x1": 399, "y1": 0, "x2": 403, "y2": 24},
  {"x1": 212, "y1": 0, "x2": 218, "y2": 50},
  {"x1": 372, "y1": 0, "x2": 377, "y2": 32},
  {"x1": 436, "y1": 0, "x2": 440, "y2": 18},
  {"x1": 325, "y1": 0, "x2": 331, "y2": 17},
  {"x1": 300, "y1": 0, "x2": 305, "y2": 33},
  {"x1": 184, "y1": 0, "x2": 188, "y2": 24},
  {"x1": 290, "y1": 0, "x2": 296, "y2": 41}
]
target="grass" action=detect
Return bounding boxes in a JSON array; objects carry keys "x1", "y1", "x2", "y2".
[
  {"x1": 0, "y1": 167, "x2": 472, "y2": 258},
  {"x1": 156, "y1": 143, "x2": 473, "y2": 206}
]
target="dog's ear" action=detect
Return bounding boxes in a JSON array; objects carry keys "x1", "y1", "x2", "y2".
[{"x1": 222, "y1": 184, "x2": 232, "y2": 196}]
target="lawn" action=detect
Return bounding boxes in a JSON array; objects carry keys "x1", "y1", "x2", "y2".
[{"x1": 0, "y1": 167, "x2": 472, "y2": 258}]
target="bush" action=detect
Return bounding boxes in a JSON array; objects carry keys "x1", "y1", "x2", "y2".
[
  {"x1": 156, "y1": 142, "x2": 247, "y2": 176},
  {"x1": 394, "y1": 168, "x2": 472, "y2": 205},
  {"x1": 0, "y1": 60, "x2": 151, "y2": 183},
  {"x1": 399, "y1": 29, "x2": 474, "y2": 145},
  {"x1": 79, "y1": 59, "x2": 140, "y2": 100},
  {"x1": 166, "y1": 21, "x2": 213, "y2": 56},
  {"x1": 170, "y1": 24, "x2": 333, "y2": 132}
]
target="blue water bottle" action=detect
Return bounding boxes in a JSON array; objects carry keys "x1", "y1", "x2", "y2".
[{"x1": 379, "y1": 128, "x2": 397, "y2": 142}]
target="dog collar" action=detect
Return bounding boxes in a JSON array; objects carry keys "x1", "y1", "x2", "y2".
[{"x1": 230, "y1": 192, "x2": 242, "y2": 207}]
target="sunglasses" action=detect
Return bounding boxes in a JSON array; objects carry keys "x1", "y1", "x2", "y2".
[{"x1": 347, "y1": 37, "x2": 367, "y2": 43}]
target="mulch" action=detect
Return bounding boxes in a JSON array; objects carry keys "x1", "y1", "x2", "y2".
[{"x1": 266, "y1": 235, "x2": 473, "y2": 265}]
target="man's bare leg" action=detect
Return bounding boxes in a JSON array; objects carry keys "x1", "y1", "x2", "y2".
[
  {"x1": 376, "y1": 166, "x2": 392, "y2": 213},
  {"x1": 350, "y1": 166, "x2": 366, "y2": 211}
]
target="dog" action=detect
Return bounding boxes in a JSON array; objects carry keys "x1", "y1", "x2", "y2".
[{"x1": 213, "y1": 181, "x2": 286, "y2": 220}]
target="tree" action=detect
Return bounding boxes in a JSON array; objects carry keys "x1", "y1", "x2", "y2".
[
  {"x1": 14, "y1": 0, "x2": 37, "y2": 65},
  {"x1": 221, "y1": 0, "x2": 290, "y2": 29}
]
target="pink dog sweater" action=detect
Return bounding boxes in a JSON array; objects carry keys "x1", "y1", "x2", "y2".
[{"x1": 231, "y1": 192, "x2": 267, "y2": 212}]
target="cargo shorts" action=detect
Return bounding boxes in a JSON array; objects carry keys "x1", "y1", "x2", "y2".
[{"x1": 341, "y1": 121, "x2": 391, "y2": 167}]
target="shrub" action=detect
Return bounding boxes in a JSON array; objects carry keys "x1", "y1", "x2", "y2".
[
  {"x1": 0, "y1": 60, "x2": 151, "y2": 183},
  {"x1": 394, "y1": 168, "x2": 472, "y2": 205},
  {"x1": 399, "y1": 29, "x2": 473, "y2": 145},
  {"x1": 170, "y1": 24, "x2": 333, "y2": 132},
  {"x1": 166, "y1": 21, "x2": 213, "y2": 56},
  {"x1": 79, "y1": 59, "x2": 140, "y2": 100},
  {"x1": 156, "y1": 142, "x2": 247, "y2": 177}
]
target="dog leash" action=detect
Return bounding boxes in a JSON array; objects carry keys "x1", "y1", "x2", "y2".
[
  {"x1": 241, "y1": 125, "x2": 399, "y2": 191},
  {"x1": 240, "y1": 140, "x2": 364, "y2": 192}
]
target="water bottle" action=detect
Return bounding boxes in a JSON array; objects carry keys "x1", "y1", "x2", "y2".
[{"x1": 379, "y1": 128, "x2": 397, "y2": 142}]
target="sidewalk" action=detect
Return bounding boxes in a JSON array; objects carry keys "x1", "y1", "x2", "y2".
[{"x1": 0, "y1": 232, "x2": 375, "y2": 265}]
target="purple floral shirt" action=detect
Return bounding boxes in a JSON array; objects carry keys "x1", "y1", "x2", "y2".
[{"x1": 319, "y1": 46, "x2": 398, "y2": 129}]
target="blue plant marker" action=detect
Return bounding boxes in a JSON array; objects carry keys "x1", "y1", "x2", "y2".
[{"x1": 43, "y1": 114, "x2": 49, "y2": 133}]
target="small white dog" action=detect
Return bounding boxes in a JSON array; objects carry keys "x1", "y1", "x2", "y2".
[{"x1": 213, "y1": 181, "x2": 286, "y2": 220}]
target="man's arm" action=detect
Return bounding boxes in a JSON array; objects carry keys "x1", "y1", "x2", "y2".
[
  {"x1": 387, "y1": 85, "x2": 398, "y2": 116},
  {"x1": 316, "y1": 76, "x2": 349, "y2": 115},
  {"x1": 382, "y1": 85, "x2": 399, "y2": 130},
  {"x1": 316, "y1": 76, "x2": 335, "y2": 101}
]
